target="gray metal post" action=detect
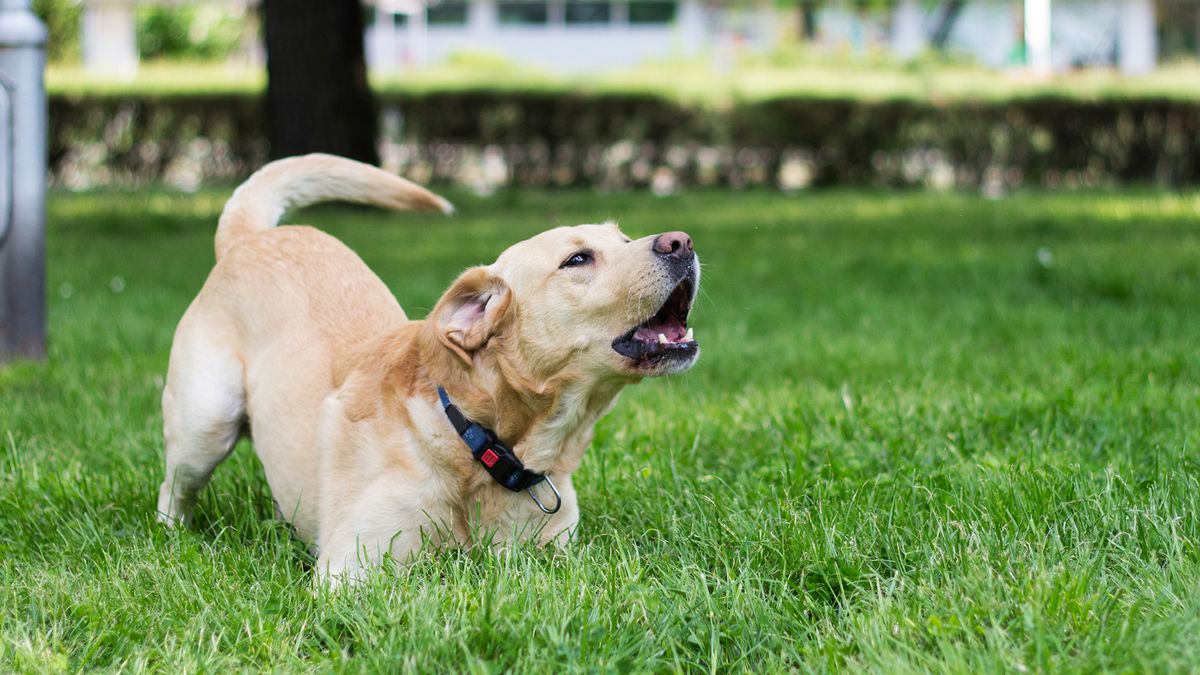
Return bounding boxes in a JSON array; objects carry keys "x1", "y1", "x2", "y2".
[{"x1": 0, "y1": 0, "x2": 46, "y2": 362}]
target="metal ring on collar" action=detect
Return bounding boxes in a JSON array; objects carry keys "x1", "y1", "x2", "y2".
[{"x1": 527, "y1": 474, "x2": 562, "y2": 515}]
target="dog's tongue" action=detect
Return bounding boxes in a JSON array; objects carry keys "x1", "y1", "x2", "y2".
[{"x1": 634, "y1": 313, "x2": 687, "y2": 343}]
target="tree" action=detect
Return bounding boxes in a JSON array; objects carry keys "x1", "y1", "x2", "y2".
[
  {"x1": 930, "y1": 0, "x2": 966, "y2": 51},
  {"x1": 798, "y1": 1, "x2": 817, "y2": 41},
  {"x1": 33, "y1": 0, "x2": 81, "y2": 63},
  {"x1": 260, "y1": 0, "x2": 379, "y2": 164}
]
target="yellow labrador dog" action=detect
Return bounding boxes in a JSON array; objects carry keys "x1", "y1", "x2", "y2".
[{"x1": 157, "y1": 154, "x2": 700, "y2": 583}]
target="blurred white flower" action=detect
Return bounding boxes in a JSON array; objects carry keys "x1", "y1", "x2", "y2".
[
  {"x1": 982, "y1": 167, "x2": 1005, "y2": 200},
  {"x1": 778, "y1": 154, "x2": 814, "y2": 192},
  {"x1": 927, "y1": 160, "x2": 955, "y2": 191},
  {"x1": 650, "y1": 167, "x2": 677, "y2": 197}
]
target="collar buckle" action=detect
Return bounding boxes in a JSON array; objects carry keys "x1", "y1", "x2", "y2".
[{"x1": 438, "y1": 386, "x2": 561, "y2": 515}]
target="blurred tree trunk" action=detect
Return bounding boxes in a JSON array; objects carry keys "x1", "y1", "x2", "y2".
[
  {"x1": 261, "y1": 0, "x2": 378, "y2": 164},
  {"x1": 799, "y1": 1, "x2": 817, "y2": 41},
  {"x1": 930, "y1": 0, "x2": 966, "y2": 50}
]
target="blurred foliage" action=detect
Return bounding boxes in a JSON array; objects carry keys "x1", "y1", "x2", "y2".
[
  {"x1": 47, "y1": 86, "x2": 1200, "y2": 191},
  {"x1": 136, "y1": 5, "x2": 247, "y2": 61},
  {"x1": 31, "y1": 1, "x2": 249, "y2": 64},
  {"x1": 34, "y1": 0, "x2": 81, "y2": 64}
]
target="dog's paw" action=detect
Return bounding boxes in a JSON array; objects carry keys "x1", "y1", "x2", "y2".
[{"x1": 155, "y1": 510, "x2": 188, "y2": 528}]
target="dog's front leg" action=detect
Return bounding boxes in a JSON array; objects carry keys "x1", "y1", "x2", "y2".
[{"x1": 315, "y1": 476, "x2": 452, "y2": 587}]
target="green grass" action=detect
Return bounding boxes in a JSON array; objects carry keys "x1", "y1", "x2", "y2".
[
  {"x1": 3, "y1": 186, "x2": 1200, "y2": 671},
  {"x1": 46, "y1": 59, "x2": 1200, "y2": 103}
]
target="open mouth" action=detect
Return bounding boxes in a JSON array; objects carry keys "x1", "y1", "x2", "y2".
[{"x1": 612, "y1": 276, "x2": 698, "y2": 366}]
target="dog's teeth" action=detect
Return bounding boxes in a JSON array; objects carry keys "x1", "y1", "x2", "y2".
[
  {"x1": 685, "y1": 328, "x2": 694, "y2": 342},
  {"x1": 658, "y1": 333, "x2": 668, "y2": 345}
]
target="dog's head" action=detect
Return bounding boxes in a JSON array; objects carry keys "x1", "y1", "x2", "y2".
[{"x1": 430, "y1": 222, "x2": 700, "y2": 385}]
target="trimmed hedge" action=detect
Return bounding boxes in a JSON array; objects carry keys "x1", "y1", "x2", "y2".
[{"x1": 49, "y1": 91, "x2": 1200, "y2": 191}]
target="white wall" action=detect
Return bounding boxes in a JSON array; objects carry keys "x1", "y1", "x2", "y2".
[{"x1": 367, "y1": 0, "x2": 715, "y2": 73}]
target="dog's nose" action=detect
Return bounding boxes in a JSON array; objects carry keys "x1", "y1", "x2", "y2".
[{"x1": 653, "y1": 231, "x2": 694, "y2": 260}]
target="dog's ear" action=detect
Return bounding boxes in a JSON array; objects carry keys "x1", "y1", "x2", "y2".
[{"x1": 432, "y1": 266, "x2": 512, "y2": 365}]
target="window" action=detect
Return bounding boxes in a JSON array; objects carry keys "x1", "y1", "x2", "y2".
[
  {"x1": 498, "y1": 1, "x2": 549, "y2": 25},
  {"x1": 427, "y1": 1, "x2": 468, "y2": 26},
  {"x1": 364, "y1": 9, "x2": 408, "y2": 28},
  {"x1": 566, "y1": 1, "x2": 611, "y2": 25},
  {"x1": 629, "y1": 1, "x2": 676, "y2": 25}
]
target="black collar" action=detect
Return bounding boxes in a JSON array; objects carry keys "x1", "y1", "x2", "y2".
[{"x1": 438, "y1": 386, "x2": 561, "y2": 514}]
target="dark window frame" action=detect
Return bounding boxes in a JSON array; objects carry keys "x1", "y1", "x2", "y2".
[
  {"x1": 427, "y1": 1, "x2": 469, "y2": 26},
  {"x1": 628, "y1": 0, "x2": 677, "y2": 26},
  {"x1": 565, "y1": 1, "x2": 613, "y2": 26},
  {"x1": 498, "y1": 1, "x2": 550, "y2": 26}
]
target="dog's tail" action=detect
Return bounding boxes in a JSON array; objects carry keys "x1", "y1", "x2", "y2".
[{"x1": 214, "y1": 153, "x2": 454, "y2": 260}]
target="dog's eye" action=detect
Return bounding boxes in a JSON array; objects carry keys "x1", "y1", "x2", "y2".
[{"x1": 560, "y1": 251, "x2": 593, "y2": 268}]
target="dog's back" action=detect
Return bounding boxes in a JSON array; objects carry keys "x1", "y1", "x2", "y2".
[{"x1": 156, "y1": 155, "x2": 451, "y2": 541}]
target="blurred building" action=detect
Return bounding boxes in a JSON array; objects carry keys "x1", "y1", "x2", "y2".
[
  {"x1": 363, "y1": 0, "x2": 778, "y2": 72},
  {"x1": 874, "y1": 0, "x2": 1171, "y2": 74},
  {"x1": 363, "y1": 0, "x2": 1188, "y2": 75},
  {"x1": 80, "y1": 0, "x2": 1199, "y2": 77}
]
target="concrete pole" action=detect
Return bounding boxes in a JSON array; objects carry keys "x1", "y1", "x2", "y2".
[
  {"x1": 81, "y1": 0, "x2": 137, "y2": 77},
  {"x1": 1025, "y1": 0, "x2": 1052, "y2": 74},
  {"x1": 0, "y1": 0, "x2": 46, "y2": 362},
  {"x1": 756, "y1": 1, "x2": 778, "y2": 50},
  {"x1": 1118, "y1": 0, "x2": 1157, "y2": 75},
  {"x1": 411, "y1": 4, "x2": 428, "y2": 68},
  {"x1": 377, "y1": 6, "x2": 394, "y2": 72},
  {"x1": 892, "y1": 0, "x2": 925, "y2": 61},
  {"x1": 473, "y1": 0, "x2": 496, "y2": 36},
  {"x1": 676, "y1": 0, "x2": 706, "y2": 57}
]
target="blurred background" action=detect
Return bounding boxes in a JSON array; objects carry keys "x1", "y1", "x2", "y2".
[{"x1": 39, "y1": 0, "x2": 1200, "y2": 195}]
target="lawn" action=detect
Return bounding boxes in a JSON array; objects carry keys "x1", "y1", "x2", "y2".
[
  {"x1": 46, "y1": 59, "x2": 1200, "y2": 103},
  {"x1": 2, "y1": 186, "x2": 1199, "y2": 671}
]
